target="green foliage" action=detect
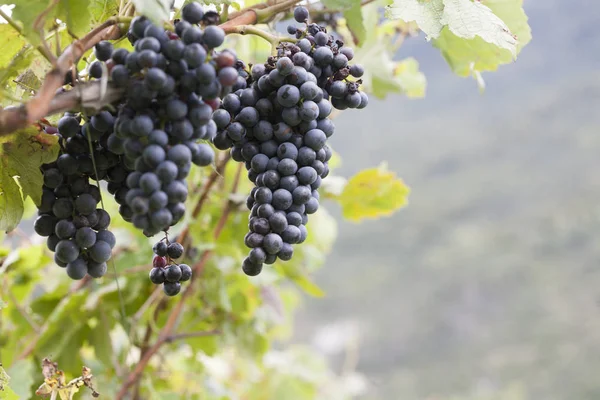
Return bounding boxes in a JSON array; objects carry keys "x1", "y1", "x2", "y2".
[
  {"x1": 346, "y1": 2, "x2": 427, "y2": 98},
  {"x1": 386, "y1": 0, "x2": 531, "y2": 77},
  {"x1": 0, "y1": 366, "x2": 19, "y2": 400},
  {"x1": 0, "y1": 128, "x2": 59, "y2": 232}
]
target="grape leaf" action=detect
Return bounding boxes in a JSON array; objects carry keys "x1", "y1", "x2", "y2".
[
  {"x1": 57, "y1": 0, "x2": 93, "y2": 38},
  {"x1": 337, "y1": 164, "x2": 410, "y2": 222},
  {"x1": 386, "y1": 0, "x2": 530, "y2": 76},
  {"x1": 132, "y1": 0, "x2": 172, "y2": 26},
  {"x1": 353, "y1": 4, "x2": 426, "y2": 98},
  {"x1": 433, "y1": 0, "x2": 531, "y2": 76},
  {"x1": 275, "y1": 264, "x2": 325, "y2": 297},
  {"x1": 0, "y1": 168, "x2": 23, "y2": 233},
  {"x1": 385, "y1": 0, "x2": 444, "y2": 37},
  {"x1": 0, "y1": 24, "x2": 27, "y2": 70},
  {"x1": 441, "y1": 0, "x2": 517, "y2": 56},
  {"x1": 0, "y1": 128, "x2": 59, "y2": 231},
  {"x1": 0, "y1": 365, "x2": 19, "y2": 400},
  {"x1": 6, "y1": 0, "x2": 94, "y2": 43},
  {"x1": 90, "y1": 0, "x2": 121, "y2": 25},
  {"x1": 343, "y1": 0, "x2": 366, "y2": 45},
  {"x1": 6, "y1": 359, "x2": 34, "y2": 400},
  {"x1": 5, "y1": 0, "x2": 49, "y2": 44}
]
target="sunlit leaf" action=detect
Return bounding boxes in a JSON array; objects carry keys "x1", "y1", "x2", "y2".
[{"x1": 337, "y1": 164, "x2": 410, "y2": 222}]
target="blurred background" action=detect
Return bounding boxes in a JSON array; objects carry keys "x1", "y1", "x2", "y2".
[{"x1": 293, "y1": 2, "x2": 600, "y2": 399}]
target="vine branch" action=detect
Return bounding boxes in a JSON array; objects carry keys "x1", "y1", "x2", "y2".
[{"x1": 0, "y1": 17, "x2": 126, "y2": 135}]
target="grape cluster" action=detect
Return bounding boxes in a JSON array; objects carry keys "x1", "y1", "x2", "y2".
[
  {"x1": 211, "y1": 6, "x2": 367, "y2": 275},
  {"x1": 33, "y1": 112, "x2": 120, "y2": 280},
  {"x1": 148, "y1": 240, "x2": 192, "y2": 296},
  {"x1": 91, "y1": 2, "x2": 240, "y2": 237}
]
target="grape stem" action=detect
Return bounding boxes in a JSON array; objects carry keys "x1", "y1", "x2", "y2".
[{"x1": 224, "y1": 25, "x2": 299, "y2": 48}]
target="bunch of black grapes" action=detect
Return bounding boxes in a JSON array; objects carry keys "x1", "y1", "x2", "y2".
[
  {"x1": 33, "y1": 111, "x2": 121, "y2": 280},
  {"x1": 210, "y1": 6, "x2": 368, "y2": 276},
  {"x1": 91, "y1": 2, "x2": 241, "y2": 237},
  {"x1": 148, "y1": 240, "x2": 192, "y2": 296}
]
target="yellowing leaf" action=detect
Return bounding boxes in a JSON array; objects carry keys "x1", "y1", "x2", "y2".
[{"x1": 338, "y1": 165, "x2": 410, "y2": 222}]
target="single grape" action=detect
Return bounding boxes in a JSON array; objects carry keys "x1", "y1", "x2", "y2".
[
  {"x1": 89, "y1": 240, "x2": 112, "y2": 263},
  {"x1": 55, "y1": 240, "x2": 80, "y2": 263},
  {"x1": 66, "y1": 258, "x2": 88, "y2": 280},
  {"x1": 163, "y1": 281, "x2": 181, "y2": 296},
  {"x1": 149, "y1": 267, "x2": 165, "y2": 284},
  {"x1": 165, "y1": 264, "x2": 182, "y2": 282},
  {"x1": 167, "y1": 242, "x2": 184, "y2": 259},
  {"x1": 242, "y1": 257, "x2": 263, "y2": 276},
  {"x1": 88, "y1": 262, "x2": 108, "y2": 278},
  {"x1": 153, "y1": 240, "x2": 168, "y2": 256},
  {"x1": 294, "y1": 6, "x2": 309, "y2": 23},
  {"x1": 181, "y1": 2, "x2": 204, "y2": 24},
  {"x1": 96, "y1": 229, "x2": 116, "y2": 248},
  {"x1": 153, "y1": 255, "x2": 167, "y2": 269},
  {"x1": 179, "y1": 264, "x2": 192, "y2": 281}
]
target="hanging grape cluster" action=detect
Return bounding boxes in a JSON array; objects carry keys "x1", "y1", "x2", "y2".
[
  {"x1": 211, "y1": 6, "x2": 368, "y2": 276},
  {"x1": 148, "y1": 240, "x2": 192, "y2": 296},
  {"x1": 34, "y1": 111, "x2": 120, "y2": 280}
]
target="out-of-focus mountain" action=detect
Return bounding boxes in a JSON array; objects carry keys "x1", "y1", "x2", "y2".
[{"x1": 296, "y1": 2, "x2": 600, "y2": 399}]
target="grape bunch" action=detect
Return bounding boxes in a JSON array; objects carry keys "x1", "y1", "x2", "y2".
[
  {"x1": 33, "y1": 112, "x2": 120, "y2": 280},
  {"x1": 148, "y1": 240, "x2": 192, "y2": 296},
  {"x1": 91, "y1": 2, "x2": 241, "y2": 237},
  {"x1": 211, "y1": 6, "x2": 368, "y2": 275}
]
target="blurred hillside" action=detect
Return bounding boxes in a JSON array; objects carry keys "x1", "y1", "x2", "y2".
[{"x1": 296, "y1": 2, "x2": 600, "y2": 399}]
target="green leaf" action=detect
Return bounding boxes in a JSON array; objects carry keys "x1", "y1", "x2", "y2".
[
  {"x1": 433, "y1": 0, "x2": 531, "y2": 76},
  {"x1": 132, "y1": 0, "x2": 172, "y2": 25},
  {"x1": 0, "y1": 168, "x2": 23, "y2": 233},
  {"x1": 0, "y1": 24, "x2": 27, "y2": 71},
  {"x1": 353, "y1": 4, "x2": 426, "y2": 99},
  {"x1": 7, "y1": 0, "x2": 50, "y2": 44},
  {"x1": 343, "y1": 0, "x2": 366, "y2": 45},
  {"x1": 90, "y1": 315, "x2": 114, "y2": 367},
  {"x1": 275, "y1": 264, "x2": 325, "y2": 298},
  {"x1": 337, "y1": 164, "x2": 410, "y2": 222},
  {"x1": 0, "y1": 365, "x2": 19, "y2": 400},
  {"x1": 57, "y1": 0, "x2": 93, "y2": 38},
  {"x1": 385, "y1": 0, "x2": 444, "y2": 37},
  {"x1": 6, "y1": 359, "x2": 34, "y2": 400},
  {"x1": 386, "y1": 0, "x2": 531, "y2": 76},
  {"x1": 90, "y1": 0, "x2": 121, "y2": 25},
  {"x1": 0, "y1": 128, "x2": 59, "y2": 231}
]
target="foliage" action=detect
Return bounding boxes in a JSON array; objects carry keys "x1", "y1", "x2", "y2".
[
  {"x1": 0, "y1": 0, "x2": 529, "y2": 398},
  {"x1": 386, "y1": 0, "x2": 531, "y2": 80}
]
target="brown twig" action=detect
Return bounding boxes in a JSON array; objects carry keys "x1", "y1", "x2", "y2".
[{"x1": 164, "y1": 329, "x2": 221, "y2": 343}]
